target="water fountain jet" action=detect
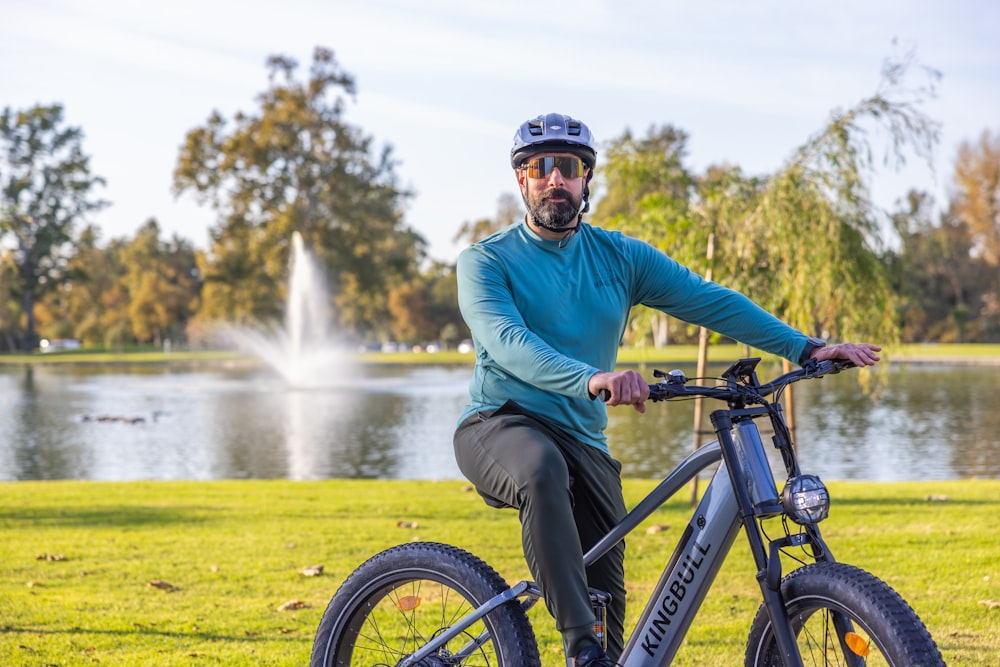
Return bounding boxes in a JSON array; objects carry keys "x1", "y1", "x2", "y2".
[{"x1": 228, "y1": 232, "x2": 354, "y2": 388}]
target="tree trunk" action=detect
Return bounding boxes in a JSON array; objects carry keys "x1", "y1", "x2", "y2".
[
  {"x1": 689, "y1": 232, "x2": 715, "y2": 505},
  {"x1": 22, "y1": 286, "x2": 37, "y2": 351}
]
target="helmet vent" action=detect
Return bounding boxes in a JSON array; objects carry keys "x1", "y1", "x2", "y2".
[
  {"x1": 566, "y1": 121, "x2": 582, "y2": 136},
  {"x1": 528, "y1": 120, "x2": 544, "y2": 136}
]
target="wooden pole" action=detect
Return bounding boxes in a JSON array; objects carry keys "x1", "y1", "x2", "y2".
[{"x1": 689, "y1": 232, "x2": 715, "y2": 506}]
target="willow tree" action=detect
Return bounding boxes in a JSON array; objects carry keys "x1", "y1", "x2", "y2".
[
  {"x1": 594, "y1": 55, "x2": 938, "y2": 349},
  {"x1": 174, "y1": 47, "x2": 423, "y2": 337},
  {"x1": 712, "y1": 55, "x2": 938, "y2": 467},
  {"x1": 735, "y1": 56, "x2": 940, "y2": 344}
]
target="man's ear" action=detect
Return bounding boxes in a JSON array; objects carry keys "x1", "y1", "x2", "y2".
[{"x1": 516, "y1": 169, "x2": 527, "y2": 192}]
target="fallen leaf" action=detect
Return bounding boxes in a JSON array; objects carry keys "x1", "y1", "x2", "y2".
[
  {"x1": 924, "y1": 494, "x2": 950, "y2": 502},
  {"x1": 147, "y1": 580, "x2": 176, "y2": 592},
  {"x1": 35, "y1": 553, "x2": 66, "y2": 561},
  {"x1": 978, "y1": 599, "x2": 1000, "y2": 609},
  {"x1": 397, "y1": 520, "x2": 419, "y2": 529},
  {"x1": 26, "y1": 581, "x2": 41, "y2": 588},
  {"x1": 277, "y1": 600, "x2": 309, "y2": 612},
  {"x1": 645, "y1": 524, "x2": 671, "y2": 534},
  {"x1": 299, "y1": 564, "x2": 324, "y2": 577}
]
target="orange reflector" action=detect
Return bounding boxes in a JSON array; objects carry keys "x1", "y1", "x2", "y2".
[
  {"x1": 845, "y1": 631, "x2": 871, "y2": 657},
  {"x1": 396, "y1": 595, "x2": 421, "y2": 611}
]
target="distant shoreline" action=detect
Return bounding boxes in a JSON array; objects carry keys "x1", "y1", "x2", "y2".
[{"x1": 1, "y1": 343, "x2": 999, "y2": 366}]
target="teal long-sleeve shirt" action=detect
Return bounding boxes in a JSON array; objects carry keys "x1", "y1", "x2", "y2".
[{"x1": 456, "y1": 220, "x2": 812, "y2": 452}]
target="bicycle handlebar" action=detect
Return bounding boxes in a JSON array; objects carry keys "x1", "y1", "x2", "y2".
[{"x1": 645, "y1": 358, "x2": 856, "y2": 404}]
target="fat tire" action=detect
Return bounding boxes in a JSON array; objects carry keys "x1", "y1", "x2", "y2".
[
  {"x1": 311, "y1": 541, "x2": 540, "y2": 667},
  {"x1": 745, "y1": 561, "x2": 944, "y2": 667}
]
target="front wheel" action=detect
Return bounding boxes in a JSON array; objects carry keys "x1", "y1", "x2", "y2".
[
  {"x1": 745, "y1": 561, "x2": 944, "y2": 667},
  {"x1": 311, "y1": 541, "x2": 540, "y2": 667}
]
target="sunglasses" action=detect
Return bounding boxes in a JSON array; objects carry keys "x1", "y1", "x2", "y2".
[{"x1": 523, "y1": 155, "x2": 587, "y2": 179}]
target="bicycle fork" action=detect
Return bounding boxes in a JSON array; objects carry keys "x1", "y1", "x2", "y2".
[
  {"x1": 613, "y1": 412, "x2": 804, "y2": 667},
  {"x1": 715, "y1": 409, "x2": 868, "y2": 667}
]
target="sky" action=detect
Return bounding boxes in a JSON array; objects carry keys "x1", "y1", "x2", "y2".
[{"x1": 3, "y1": 0, "x2": 998, "y2": 263}]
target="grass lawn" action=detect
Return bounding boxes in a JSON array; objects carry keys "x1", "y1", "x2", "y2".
[{"x1": 2, "y1": 479, "x2": 997, "y2": 666}]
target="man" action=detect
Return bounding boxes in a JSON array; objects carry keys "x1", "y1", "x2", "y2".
[{"x1": 453, "y1": 112, "x2": 881, "y2": 666}]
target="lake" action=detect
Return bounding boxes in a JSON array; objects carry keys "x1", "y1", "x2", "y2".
[{"x1": 1, "y1": 360, "x2": 997, "y2": 482}]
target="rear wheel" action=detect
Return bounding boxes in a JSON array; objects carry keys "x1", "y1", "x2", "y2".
[
  {"x1": 745, "y1": 562, "x2": 944, "y2": 666},
  {"x1": 311, "y1": 542, "x2": 540, "y2": 667}
]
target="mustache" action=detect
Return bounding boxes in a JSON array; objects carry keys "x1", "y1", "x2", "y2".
[{"x1": 542, "y1": 188, "x2": 575, "y2": 203}]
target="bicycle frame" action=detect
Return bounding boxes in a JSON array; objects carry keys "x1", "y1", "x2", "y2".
[{"x1": 398, "y1": 361, "x2": 851, "y2": 667}]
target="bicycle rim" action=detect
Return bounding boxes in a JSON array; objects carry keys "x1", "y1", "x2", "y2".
[
  {"x1": 789, "y1": 601, "x2": 898, "y2": 666},
  {"x1": 334, "y1": 574, "x2": 500, "y2": 665}
]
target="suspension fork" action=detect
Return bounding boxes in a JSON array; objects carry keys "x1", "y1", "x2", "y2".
[{"x1": 711, "y1": 409, "x2": 805, "y2": 667}]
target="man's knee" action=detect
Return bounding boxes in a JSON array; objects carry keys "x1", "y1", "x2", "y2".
[{"x1": 518, "y1": 451, "x2": 571, "y2": 503}]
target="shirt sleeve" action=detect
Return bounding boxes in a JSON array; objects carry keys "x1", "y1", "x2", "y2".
[
  {"x1": 628, "y1": 239, "x2": 810, "y2": 364},
  {"x1": 456, "y1": 246, "x2": 599, "y2": 398}
]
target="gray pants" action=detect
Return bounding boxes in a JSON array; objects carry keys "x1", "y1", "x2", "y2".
[{"x1": 453, "y1": 401, "x2": 627, "y2": 659}]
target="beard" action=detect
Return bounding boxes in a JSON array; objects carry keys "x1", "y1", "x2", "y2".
[{"x1": 525, "y1": 187, "x2": 583, "y2": 232}]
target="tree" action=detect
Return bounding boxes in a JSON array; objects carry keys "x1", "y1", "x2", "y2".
[
  {"x1": 592, "y1": 125, "x2": 695, "y2": 236},
  {"x1": 453, "y1": 192, "x2": 523, "y2": 246},
  {"x1": 174, "y1": 47, "x2": 422, "y2": 337},
  {"x1": 0, "y1": 104, "x2": 107, "y2": 350},
  {"x1": 387, "y1": 281, "x2": 433, "y2": 344},
  {"x1": 951, "y1": 129, "x2": 1000, "y2": 340},
  {"x1": 385, "y1": 261, "x2": 467, "y2": 347},
  {"x1": 952, "y1": 129, "x2": 1000, "y2": 266},
  {"x1": 888, "y1": 192, "x2": 985, "y2": 342},
  {"x1": 739, "y1": 55, "x2": 940, "y2": 343},
  {"x1": 119, "y1": 219, "x2": 201, "y2": 346},
  {"x1": 32, "y1": 224, "x2": 113, "y2": 346},
  {"x1": 589, "y1": 125, "x2": 704, "y2": 347},
  {"x1": 0, "y1": 249, "x2": 19, "y2": 350}
]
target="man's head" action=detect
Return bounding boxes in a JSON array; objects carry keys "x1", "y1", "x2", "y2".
[{"x1": 511, "y1": 113, "x2": 596, "y2": 235}]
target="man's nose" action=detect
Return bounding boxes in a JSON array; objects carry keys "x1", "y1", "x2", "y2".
[{"x1": 546, "y1": 167, "x2": 565, "y2": 186}]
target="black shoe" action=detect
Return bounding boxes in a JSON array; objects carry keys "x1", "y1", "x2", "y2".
[{"x1": 574, "y1": 643, "x2": 615, "y2": 667}]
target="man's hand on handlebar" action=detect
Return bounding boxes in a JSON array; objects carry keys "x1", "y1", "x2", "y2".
[
  {"x1": 811, "y1": 342, "x2": 882, "y2": 367},
  {"x1": 589, "y1": 369, "x2": 650, "y2": 413}
]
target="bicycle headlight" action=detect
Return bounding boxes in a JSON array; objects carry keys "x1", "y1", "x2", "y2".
[{"x1": 781, "y1": 474, "x2": 830, "y2": 524}]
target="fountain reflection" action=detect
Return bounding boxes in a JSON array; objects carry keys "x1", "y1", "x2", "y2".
[{"x1": 282, "y1": 387, "x2": 405, "y2": 481}]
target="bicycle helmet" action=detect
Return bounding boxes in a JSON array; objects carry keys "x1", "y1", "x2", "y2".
[
  {"x1": 510, "y1": 113, "x2": 597, "y2": 169},
  {"x1": 511, "y1": 113, "x2": 597, "y2": 227}
]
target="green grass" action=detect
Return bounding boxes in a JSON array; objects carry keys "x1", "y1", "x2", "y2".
[
  {"x1": 1, "y1": 479, "x2": 997, "y2": 666},
  {"x1": 4, "y1": 342, "x2": 1000, "y2": 367}
]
